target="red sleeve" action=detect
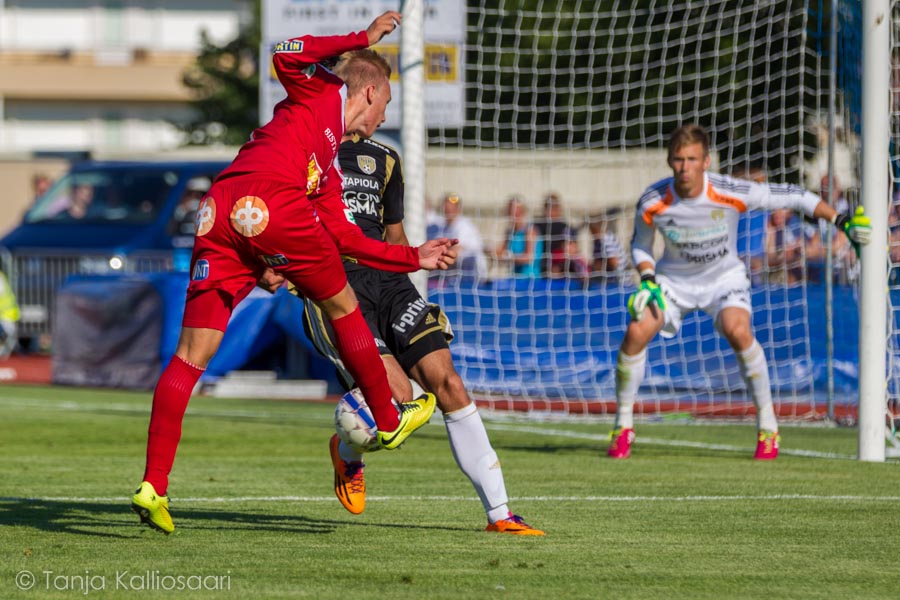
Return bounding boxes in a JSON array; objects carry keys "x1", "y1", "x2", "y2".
[
  {"x1": 313, "y1": 180, "x2": 420, "y2": 273},
  {"x1": 273, "y1": 32, "x2": 369, "y2": 103}
]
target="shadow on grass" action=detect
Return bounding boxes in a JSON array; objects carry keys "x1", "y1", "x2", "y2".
[
  {"x1": 493, "y1": 442, "x2": 751, "y2": 461},
  {"x1": 0, "y1": 499, "x2": 470, "y2": 538}
]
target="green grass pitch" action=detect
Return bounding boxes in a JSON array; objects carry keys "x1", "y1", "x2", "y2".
[{"x1": 1, "y1": 384, "x2": 899, "y2": 599}]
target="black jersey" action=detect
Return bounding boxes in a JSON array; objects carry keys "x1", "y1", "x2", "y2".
[{"x1": 339, "y1": 136, "x2": 404, "y2": 272}]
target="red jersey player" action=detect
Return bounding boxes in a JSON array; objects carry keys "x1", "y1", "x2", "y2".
[{"x1": 131, "y1": 12, "x2": 456, "y2": 534}]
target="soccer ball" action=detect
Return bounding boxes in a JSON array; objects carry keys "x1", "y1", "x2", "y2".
[{"x1": 334, "y1": 388, "x2": 382, "y2": 453}]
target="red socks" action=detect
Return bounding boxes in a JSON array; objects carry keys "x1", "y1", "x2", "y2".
[
  {"x1": 330, "y1": 308, "x2": 399, "y2": 431},
  {"x1": 142, "y1": 356, "x2": 204, "y2": 495}
]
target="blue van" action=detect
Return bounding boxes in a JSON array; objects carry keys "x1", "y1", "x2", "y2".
[{"x1": 0, "y1": 159, "x2": 229, "y2": 342}]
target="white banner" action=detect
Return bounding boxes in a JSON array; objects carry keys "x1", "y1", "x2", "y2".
[{"x1": 260, "y1": 0, "x2": 464, "y2": 128}]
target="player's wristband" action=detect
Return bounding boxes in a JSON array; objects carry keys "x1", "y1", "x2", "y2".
[
  {"x1": 832, "y1": 213, "x2": 850, "y2": 230},
  {"x1": 639, "y1": 269, "x2": 656, "y2": 283}
]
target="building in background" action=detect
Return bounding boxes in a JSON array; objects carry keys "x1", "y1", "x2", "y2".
[
  {"x1": 0, "y1": 0, "x2": 249, "y2": 235},
  {"x1": 0, "y1": 0, "x2": 248, "y2": 155}
]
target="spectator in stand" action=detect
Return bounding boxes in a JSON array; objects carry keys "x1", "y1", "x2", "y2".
[
  {"x1": 494, "y1": 195, "x2": 542, "y2": 277},
  {"x1": 588, "y1": 208, "x2": 627, "y2": 283},
  {"x1": 534, "y1": 192, "x2": 570, "y2": 276},
  {"x1": 765, "y1": 208, "x2": 804, "y2": 285},
  {"x1": 809, "y1": 175, "x2": 855, "y2": 285},
  {"x1": 889, "y1": 191, "x2": 900, "y2": 285},
  {"x1": 441, "y1": 193, "x2": 487, "y2": 279},
  {"x1": 550, "y1": 226, "x2": 590, "y2": 285}
]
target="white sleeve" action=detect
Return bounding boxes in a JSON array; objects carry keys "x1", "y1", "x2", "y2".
[
  {"x1": 631, "y1": 210, "x2": 656, "y2": 268},
  {"x1": 745, "y1": 181, "x2": 820, "y2": 217}
]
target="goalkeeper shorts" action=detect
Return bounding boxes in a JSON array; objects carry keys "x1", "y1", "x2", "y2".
[{"x1": 656, "y1": 267, "x2": 751, "y2": 338}]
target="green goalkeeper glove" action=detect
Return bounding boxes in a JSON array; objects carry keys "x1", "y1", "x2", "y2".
[
  {"x1": 834, "y1": 206, "x2": 872, "y2": 258},
  {"x1": 627, "y1": 274, "x2": 666, "y2": 321}
]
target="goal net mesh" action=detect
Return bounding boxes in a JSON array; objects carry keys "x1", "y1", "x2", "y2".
[{"x1": 425, "y1": 1, "x2": 863, "y2": 420}]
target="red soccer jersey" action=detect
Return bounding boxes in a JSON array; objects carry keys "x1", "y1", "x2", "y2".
[{"x1": 220, "y1": 32, "x2": 421, "y2": 272}]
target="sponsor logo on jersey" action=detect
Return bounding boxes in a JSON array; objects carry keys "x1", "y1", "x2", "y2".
[
  {"x1": 343, "y1": 208, "x2": 357, "y2": 224},
  {"x1": 259, "y1": 254, "x2": 289, "y2": 267},
  {"x1": 307, "y1": 154, "x2": 322, "y2": 195},
  {"x1": 195, "y1": 197, "x2": 216, "y2": 237},
  {"x1": 324, "y1": 127, "x2": 337, "y2": 152},
  {"x1": 274, "y1": 39, "x2": 304, "y2": 53},
  {"x1": 681, "y1": 246, "x2": 729, "y2": 264},
  {"x1": 661, "y1": 222, "x2": 728, "y2": 243},
  {"x1": 230, "y1": 196, "x2": 270, "y2": 237},
  {"x1": 191, "y1": 259, "x2": 209, "y2": 281},
  {"x1": 357, "y1": 155, "x2": 377, "y2": 175},
  {"x1": 343, "y1": 191, "x2": 381, "y2": 216},
  {"x1": 343, "y1": 176, "x2": 380, "y2": 190},
  {"x1": 711, "y1": 209, "x2": 725, "y2": 221}
]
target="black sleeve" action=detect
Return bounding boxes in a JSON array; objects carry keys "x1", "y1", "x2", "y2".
[{"x1": 382, "y1": 149, "x2": 405, "y2": 225}]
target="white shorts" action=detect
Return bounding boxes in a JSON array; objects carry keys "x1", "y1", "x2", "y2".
[{"x1": 656, "y1": 267, "x2": 752, "y2": 338}]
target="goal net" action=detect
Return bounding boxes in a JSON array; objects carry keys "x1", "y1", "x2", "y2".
[{"x1": 424, "y1": 0, "x2": 863, "y2": 421}]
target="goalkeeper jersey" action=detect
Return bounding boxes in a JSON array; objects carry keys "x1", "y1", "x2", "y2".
[{"x1": 632, "y1": 172, "x2": 820, "y2": 280}]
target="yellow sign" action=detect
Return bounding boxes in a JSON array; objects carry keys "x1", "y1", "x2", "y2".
[{"x1": 373, "y1": 45, "x2": 459, "y2": 83}]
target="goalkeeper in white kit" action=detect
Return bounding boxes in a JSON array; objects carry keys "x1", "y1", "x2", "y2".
[{"x1": 608, "y1": 124, "x2": 872, "y2": 460}]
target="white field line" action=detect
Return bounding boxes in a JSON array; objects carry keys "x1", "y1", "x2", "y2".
[
  {"x1": 4, "y1": 494, "x2": 900, "y2": 504},
  {"x1": 0, "y1": 394, "x2": 886, "y2": 461},
  {"x1": 485, "y1": 423, "x2": 862, "y2": 460}
]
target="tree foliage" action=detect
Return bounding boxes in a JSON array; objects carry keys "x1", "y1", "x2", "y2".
[{"x1": 180, "y1": 0, "x2": 261, "y2": 146}]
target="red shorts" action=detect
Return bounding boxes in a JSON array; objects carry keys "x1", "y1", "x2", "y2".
[{"x1": 183, "y1": 174, "x2": 347, "y2": 331}]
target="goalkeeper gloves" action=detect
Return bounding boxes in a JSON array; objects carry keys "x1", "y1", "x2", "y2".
[
  {"x1": 833, "y1": 206, "x2": 872, "y2": 258},
  {"x1": 627, "y1": 273, "x2": 666, "y2": 321}
]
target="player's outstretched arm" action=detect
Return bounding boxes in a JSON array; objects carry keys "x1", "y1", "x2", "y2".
[
  {"x1": 367, "y1": 11, "x2": 401, "y2": 46},
  {"x1": 419, "y1": 239, "x2": 459, "y2": 270},
  {"x1": 272, "y1": 32, "x2": 368, "y2": 101}
]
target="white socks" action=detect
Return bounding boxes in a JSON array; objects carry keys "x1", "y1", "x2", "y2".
[
  {"x1": 444, "y1": 402, "x2": 510, "y2": 524},
  {"x1": 737, "y1": 340, "x2": 778, "y2": 432},
  {"x1": 614, "y1": 349, "x2": 646, "y2": 430},
  {"x1": 337, "y1": 401, "x2": 511, "y2": 523}
]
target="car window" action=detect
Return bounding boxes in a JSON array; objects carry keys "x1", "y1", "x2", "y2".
[
  {"x1": 168, "y1": 174, "x2": 215, "y2": 238},
  {"x1": 25, "y1": 168, "x2": 179, "y2": 225}
]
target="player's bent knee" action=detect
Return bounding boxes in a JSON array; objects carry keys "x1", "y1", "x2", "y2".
[
  {"x1": 316, "y1": 285, "x2": 359, "y2": 320},
  {"x1": 175, "y1": 327, "x2": 224, "y2": 368}
]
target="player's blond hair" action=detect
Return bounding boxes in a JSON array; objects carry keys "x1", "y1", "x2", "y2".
[
  {"x1": 668, "y1": 124, "x2": 710, "y2": 158},
  {"x1": 334, "y1": 50, "x2": 392, "y2": 96}
]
